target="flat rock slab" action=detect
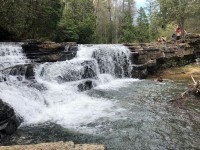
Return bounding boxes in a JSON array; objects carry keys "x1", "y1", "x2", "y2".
[{"x1": 0, "y1": 141, "x2": 106, "y2": 150}]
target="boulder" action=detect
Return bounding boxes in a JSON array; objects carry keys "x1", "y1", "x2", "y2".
[
  {"x1": 0, "y1": 64, "x2": 35, "y2": 82},
  {"x1": 0, "y1": 99, "x2": 22, "y2": 135},
  {"x1": 131, "y1": 64, "x2": 148, "y2": 79},
  {"x1": 78, "y1": 80, "x2": 93, "y2": 92}
]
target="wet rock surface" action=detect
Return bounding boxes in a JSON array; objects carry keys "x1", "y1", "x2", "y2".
[
  {"x1": 22, "y1": 41, "x2": 78, "y2": 62},
  {"x1": 0, "y1": 64, "x2": 35, "y2": 82},
  {"x1": 78, "y1": 80, "x2": 93, "y2": 92},
  {"x1": 0, "y1": 99, "x2": 21, "y2": 135}
]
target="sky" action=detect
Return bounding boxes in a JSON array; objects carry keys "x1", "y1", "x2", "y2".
[{"x1": 135, "y1": 0, "x2": 146, "y2": 8}]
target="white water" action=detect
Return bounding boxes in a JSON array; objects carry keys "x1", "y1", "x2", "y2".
[
  {"x1": 78, "y1": 44, "x2": 132, "y2": 77},
  {"x1": 0, "y1": 44, "x2": 135, "y2": 133},
  {"x1": 0, "y1": 42, "x2": 29, "y2": 70}
]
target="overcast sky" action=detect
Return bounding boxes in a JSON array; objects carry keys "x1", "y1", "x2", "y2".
[{"x1": 135, "y1": 0, "x2": 146, "y2": 8}]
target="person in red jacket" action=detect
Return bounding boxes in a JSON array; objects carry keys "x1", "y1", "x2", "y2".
[{"x1": 175, "y1": 24, "x2": 181, "y2": 43}]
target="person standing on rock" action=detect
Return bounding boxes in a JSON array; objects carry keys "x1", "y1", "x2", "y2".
[{"x1": 175, "y1": 24, "x2": 181, "y2": 44}]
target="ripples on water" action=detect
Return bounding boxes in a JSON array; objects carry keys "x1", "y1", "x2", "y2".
[
  {"x1": 0, "y1": 43, "x2": 200, "y2": 149},
  {"x1": 1, "y1": 79, "x2": 200, "y2": 150}
]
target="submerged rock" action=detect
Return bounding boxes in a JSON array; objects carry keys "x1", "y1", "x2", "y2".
[
  {"x1": 0, "y1": 99, "x2": 22, "y2": 135},
  {"x1": 78, "y1": 80, "x2": 94, "y2": 92},
  {"x1": 28, "y1": 82, "x2": 47, "y2": 91}
]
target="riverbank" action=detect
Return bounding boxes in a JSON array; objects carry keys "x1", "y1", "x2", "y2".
[
  {"x1": 0, "y1": 141, "x2": 106, "y2": 150},
  {"x1": 149, "y1": 63, "x2": 200, "y2": 81}
]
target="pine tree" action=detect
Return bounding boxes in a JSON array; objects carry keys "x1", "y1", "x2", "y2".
[{"x1": 136, "y1": 7, "x2": 149, "y2": 43}]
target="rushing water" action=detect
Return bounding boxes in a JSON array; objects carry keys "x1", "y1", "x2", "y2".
[
  {"x1": 0, "y1": 43, "x2": 29, "y2": 70},
  {"x1": 0, "y1": 43, "x2": 200, "y2": 149}
]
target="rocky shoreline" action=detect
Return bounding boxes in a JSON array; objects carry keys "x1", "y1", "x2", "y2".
[{"x1": 126, "y1": 34, "x2": 200, "y2": 79}]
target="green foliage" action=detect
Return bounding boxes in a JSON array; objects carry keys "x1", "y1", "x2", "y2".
[
  {"x1": 135, "y1": 7, "x2": 149, "y2": 43},
  {"x1": 157, "y1": 0, "x2": 200, "y2": 34},
  {"x1": 0, "y1": 0, "x2": 199, "y2": 43},
  {"x1": 0, "y1": 0, "x2": 95, "y2": 43},
  {"x1": 66, "y1": 0, "x2": 96, "y2": 43},
  {"x1": 0, "y1": 0, "x2": 62, "y2": 41},
  {"x1": 158, "y1": 23, "x2": 175, "y2": 41},
  {"x1": 119, "y1": 11, "x2": 136, "y2": 43}
]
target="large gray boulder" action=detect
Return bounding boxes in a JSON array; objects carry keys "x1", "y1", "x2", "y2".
[{"x1": 0, "y1": 99, "x2": 22, "y2": 135}]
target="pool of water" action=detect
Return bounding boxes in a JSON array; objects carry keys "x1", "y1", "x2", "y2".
[{"x1": 1, "y1": 79, "x2": 200, "y2": 150}]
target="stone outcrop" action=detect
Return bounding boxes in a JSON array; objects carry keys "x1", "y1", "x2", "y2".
[
  {"x1": 78, "y1": 80, "x2": 93, "y2": 92},
  {"x1": 0, "y1": 99, "x2": 21, "y2": 135},
  {"x1": 125, "y1": 34, "x2": 200, "y2": 79},
  {"x1": 22, "y1": 40, "x2": 78, "y2": 62},
  {"x1": 0, "y1": 141, "x2": 106, "y2": 150},
  {"x1": 0, "y1": 64, "x2": 35, "y2": 82},
  {"x1": 185, "y1": 34, "x2": 200, "y2": 58}
]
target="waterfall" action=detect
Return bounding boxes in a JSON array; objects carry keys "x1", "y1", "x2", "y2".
[
  {"x1": 0, "y1": 43, "x2": 134, "y2": 132},
  {"x1": 77, "y1": 44, "x2": 132, "y2": 78},
  {"x1": 0, "y1": 42, "x2": 30, "y2": 70}
]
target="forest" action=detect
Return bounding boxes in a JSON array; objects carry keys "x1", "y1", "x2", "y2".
[{"x1": 0, "y1": 0, "x2": 200, "y2": 43}]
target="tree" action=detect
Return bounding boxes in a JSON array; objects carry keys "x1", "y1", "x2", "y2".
[
  {"x1": 119, "y1": 0, "x2": 136, "y2": 43},
  {"x1": 136, "y1": 7, "x2": 149, "y2": 43},
  {"x1": 157, "y1": 0, "x2": 200, "y2": 37},
  {"x1": 0, "y1": 0, "x2": 62, "y2": 41},
  {"x1": 145, "y1": 0, "x2": 159, "y2": 41}
]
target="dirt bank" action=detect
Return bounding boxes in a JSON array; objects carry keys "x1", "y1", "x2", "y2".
[{"x1": 150, "y1": 63, "x2": 200, "y2": 81}]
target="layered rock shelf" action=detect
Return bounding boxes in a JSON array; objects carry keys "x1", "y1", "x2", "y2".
[
  {"x1": 125, "y1": 34, "x2": 200, "y2": 79},
  {"x1": 21, "y1": 34, "x2": 200, "y2": 79},
  {"x1": 22, "y1": 40, "x2": 78, "y2": 62}
]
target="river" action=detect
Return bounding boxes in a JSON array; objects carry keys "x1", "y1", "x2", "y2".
[{"x1": 0, "y1": 43, "x2": 200, "y2": 150}]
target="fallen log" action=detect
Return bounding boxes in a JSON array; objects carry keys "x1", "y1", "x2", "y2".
[{"x1": 169, "y1": 76, "x2": 200, "y2": 103}]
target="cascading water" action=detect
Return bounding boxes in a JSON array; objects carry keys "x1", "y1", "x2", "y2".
[
  {"x1": 77, "y1": 44, "x2": 132, "y2": 78},
  {"x1": 1, "y1": 43, "x2": 200, "y2": 150},
  {"x1": 0, "y1": 44, "x2": 134, "y2": 132},
  {"x1": 0, "y1": 42, "x2": 30, "y2": 70}
]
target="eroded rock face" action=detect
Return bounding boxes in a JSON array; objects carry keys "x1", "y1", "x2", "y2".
[
  {"x1": 0, "y1": 99, "x2": 22, "y2": 135},
  {"x1": 185, "y1": 34, "x2": 200, "y2": 58},
  {"x1": 22, "y1": 41, "x2": 78, "y2": 62},
  {"x1": 126, "y1": 35, "x2": 200, "y2": 79}
]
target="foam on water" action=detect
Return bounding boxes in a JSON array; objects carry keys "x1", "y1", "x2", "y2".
[
  {"x1": 77, "y1": 44, "x2": 132, "y2": 77},
  {"x1": 0, "y1": 42, "x2": 29, "y2": 69},
  {"x1": 95, "y1": 76, "x2": 139, "y2": 91},
  {"x1": 0, "y1": 43, "x2": 134, "y2": 132}
]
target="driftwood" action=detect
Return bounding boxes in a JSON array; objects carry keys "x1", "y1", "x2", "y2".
[
  {"x1": 169, "y1": 76, "x2": 200, "y2": 103},
  {"x1": 181, "y1": 76, "x2": 200, "y2": 98}
]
